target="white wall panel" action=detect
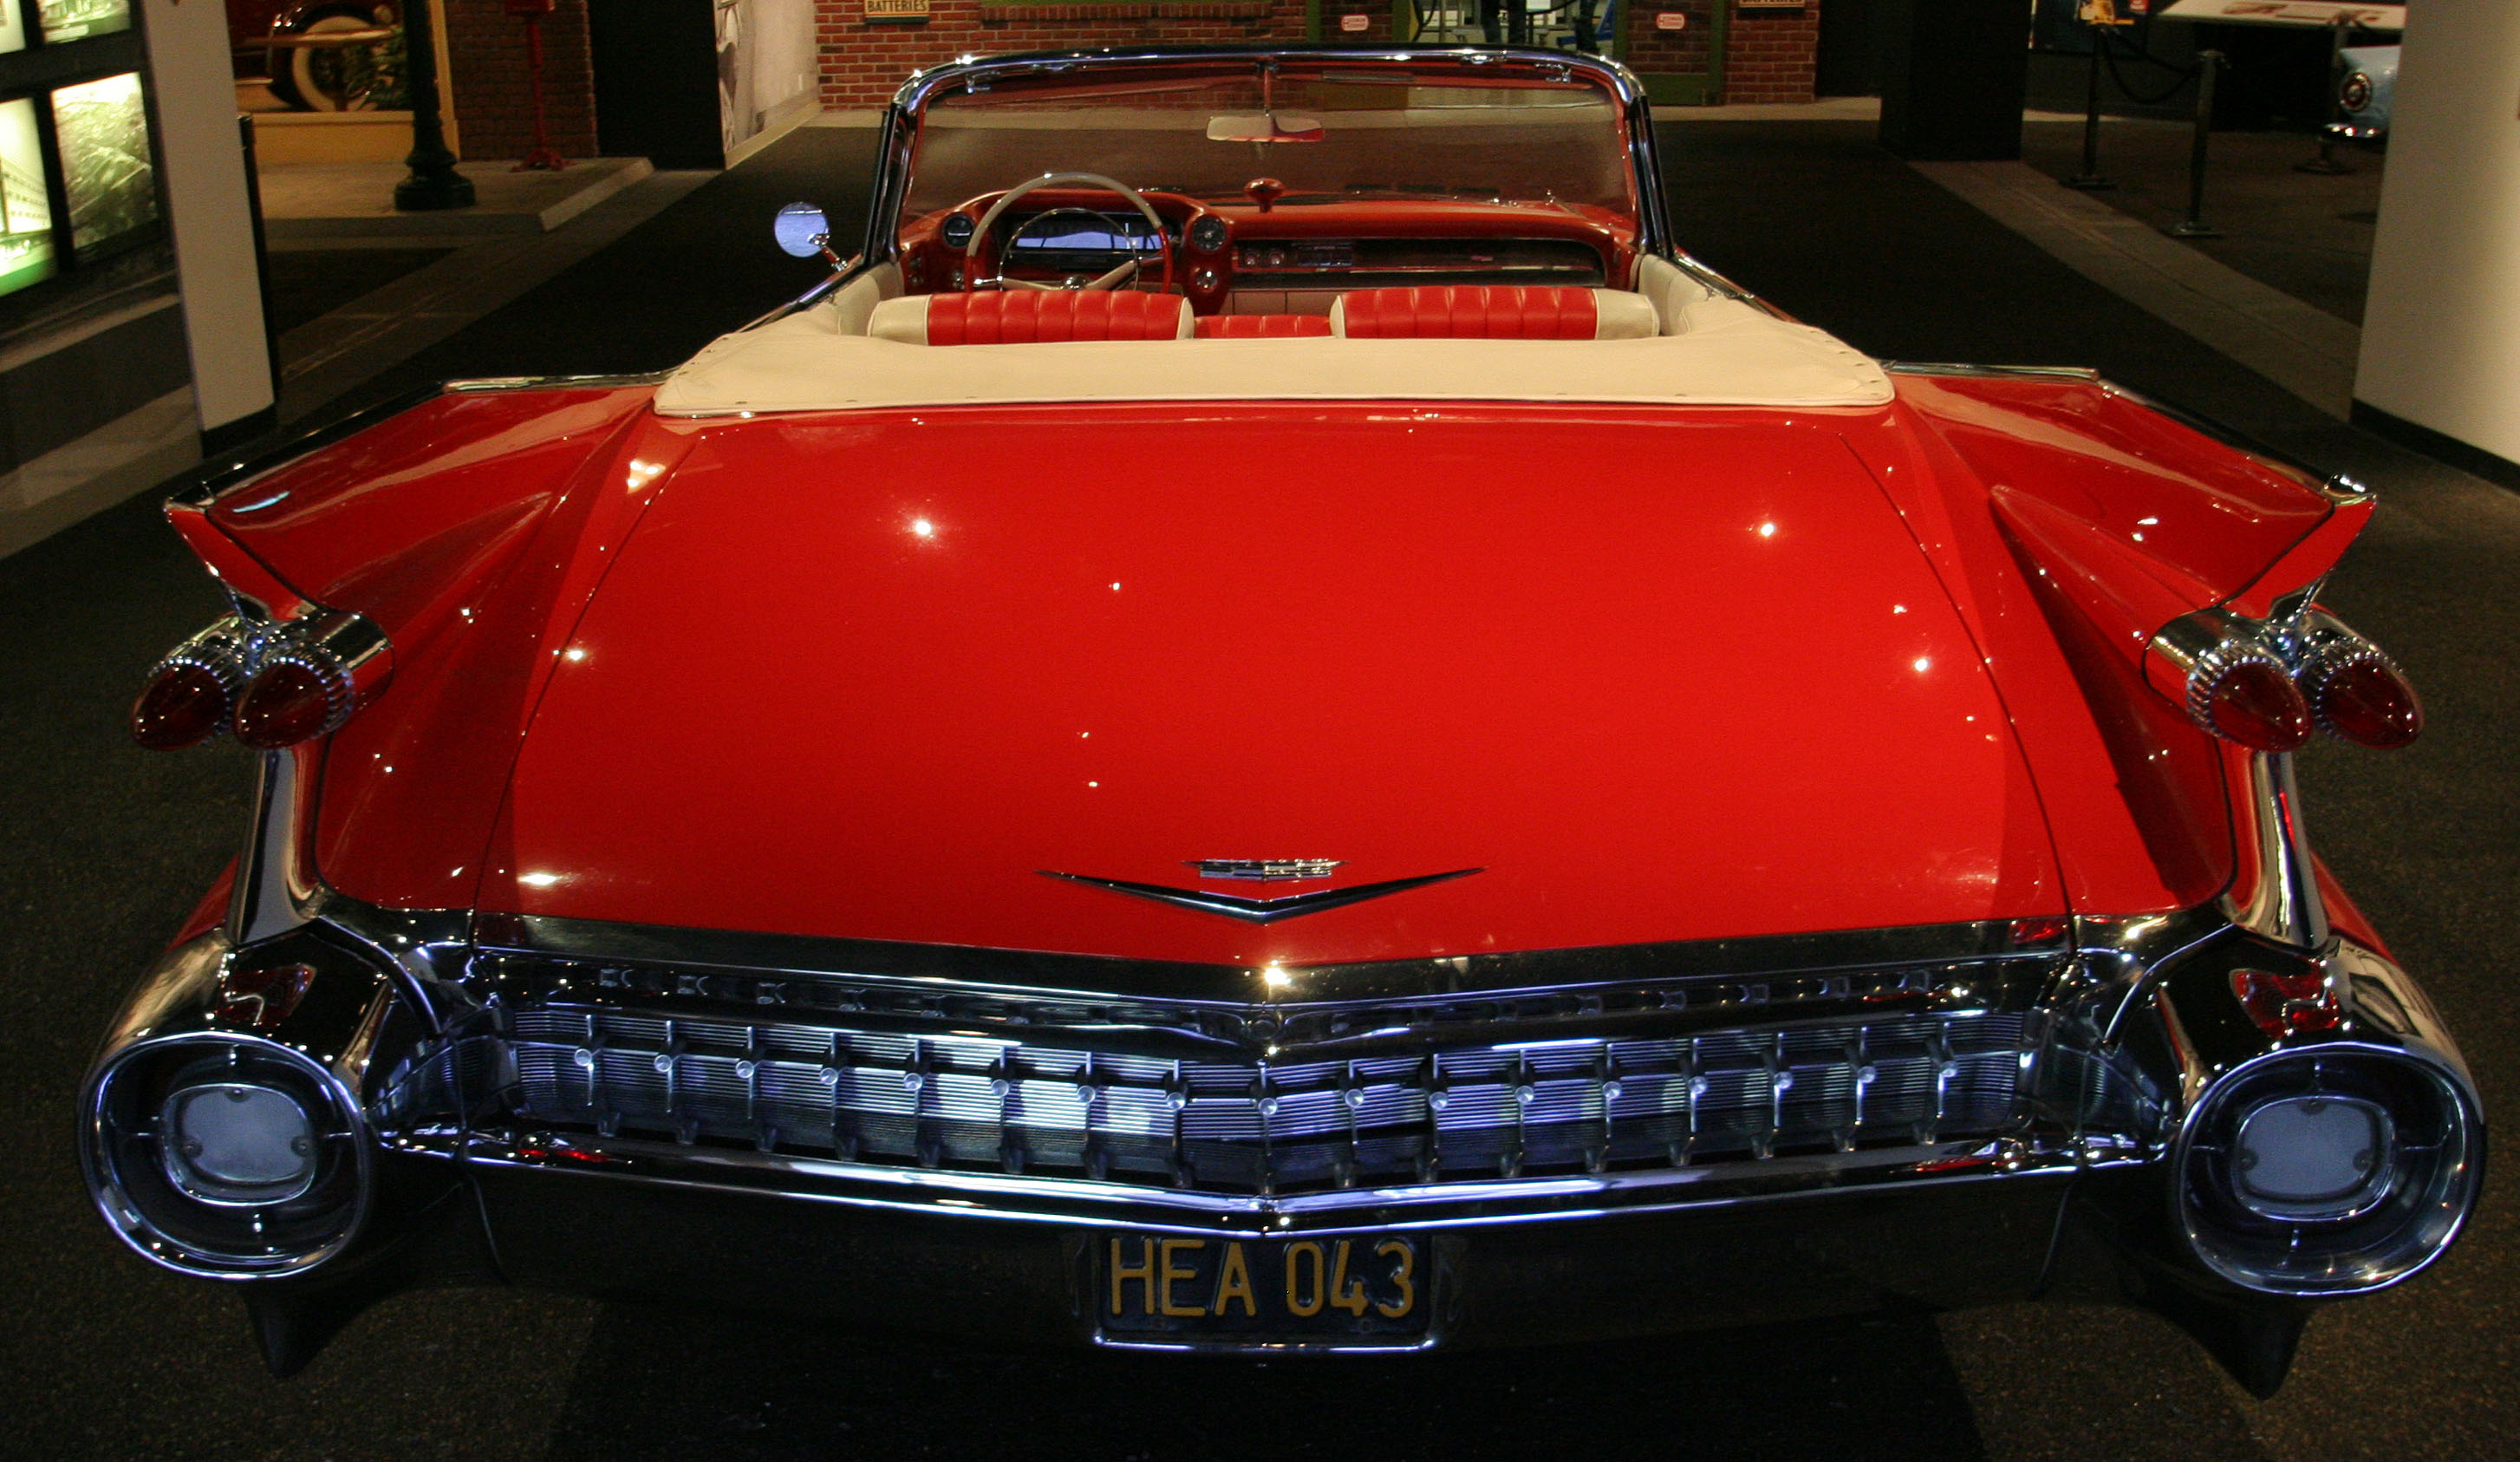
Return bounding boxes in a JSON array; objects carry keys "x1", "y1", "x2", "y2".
[
  {"x1": 140, "y1": 0, "x2": 275, "y2": 434},
  {"x1": 2356, "y1": 0, "x2": 2520, "y2": 468}
]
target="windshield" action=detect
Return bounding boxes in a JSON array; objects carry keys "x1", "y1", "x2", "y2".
[{"x1": 902, "y1": 63, "x2": 1638, "y2": 223}]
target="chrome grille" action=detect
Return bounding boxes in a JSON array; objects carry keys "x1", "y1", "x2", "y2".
[{"x1": 504, "y1": 1007, "x2": 2032, "y2": 1194}]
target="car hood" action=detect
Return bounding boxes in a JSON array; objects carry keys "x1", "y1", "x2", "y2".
[{"x1": 484, "y1": 403, "x2": 2061, "y2": 966}]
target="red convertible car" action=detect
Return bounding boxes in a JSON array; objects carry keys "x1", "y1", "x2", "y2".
[{"x1": 84, "y1": 46, "x2": 2478, "y2": 1393}]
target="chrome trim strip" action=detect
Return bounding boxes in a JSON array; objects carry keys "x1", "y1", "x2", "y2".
[
  {"x1": 1880, "y1": 362, "x2": 2102, "y2": 382},
  {"x1": 1880, "y1": 368, "x2": 2369, "y2": 506},
  {"x1": 892, "y1": 44, "x2": 1651, "y2": 123},
  {"x1": 455, "y1": 1126, "x2": 2099, "y2": 1237},
  {"x1": 230, "y1": 751, "x2": 313, "y2": 947},
  {"x1": 1091, "y1": 1333, "x2": 1439, "y2": 1355},
  {"x1": 1039, "y1": 867, "x2": 1481, "y2": 924},
  {"x1": 860, "y1": 103, "x2": 913, "y2": 265},
  {"x1": 2100, "y1": 379, "x2": 2373, "y2": 505},
  {"x1": 2228, "y1": 751, "x2": 2328, "y2": 951},
  {"x1": 440, "y1": 372, "x2": 670, "y2": 394},
  {"x1": 168, "y1": 383, "x2": 445, "y2": 510},
  {"x1": 472, "y1": 909, "x2": 2053, "y2": 1008},
  {"x1": 738, "y1": 256, "x2": 872, "y2": 332},
  {"x1": 171, "y1": 375, "x2": 665, "y2": 513}
]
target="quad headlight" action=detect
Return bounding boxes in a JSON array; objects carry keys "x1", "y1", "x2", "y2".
[
  {"x1": 2230, "y1": 1093, "x2": 2393, "y2": 1221},
  {"x1": 159, "y1": 1081, "x2": 321, "y2": 1205},
  {"x1": 81, "y1": 1033, "x2": 369, "y2": 1277},
  {"x1": 2177, "y1": 1045, "x2": 2479, "y2": 1296}
]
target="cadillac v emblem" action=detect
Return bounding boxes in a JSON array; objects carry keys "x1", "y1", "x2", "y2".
[
  {"x1": 1039, "y1": 865, "x2": 1481, "y2": 924},
  {"x1": 1189, "y1": 858, "x2": 1343, "y2": 882}
]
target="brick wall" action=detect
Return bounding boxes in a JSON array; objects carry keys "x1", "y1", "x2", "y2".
[
  {"x1": 817, "y1": 3, "x2": 1312, "y2": 110},
  {"x1": 1726, "y1": 5, "x2": 1817, "y2": 104},
  {"x1": 432, "y1": 1, "x2": 1813, "y2": 165},
  {"x1": 1622, "y1": 2, "x2": 1814, "y2": 106},
  {"x1": 446, "y1": 0, "x2": 601, "y2": 160},
  {"x1": 1624, "y1": 1, "x2": 1720, "y2": 80}
]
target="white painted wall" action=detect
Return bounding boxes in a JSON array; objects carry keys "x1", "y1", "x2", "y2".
[
  {"x1": 140, "y1": 0, "x2": 275, "y2": 435},
  {"x1": 2355, "y1": 0, "x2": 2520, "y2": 467}
]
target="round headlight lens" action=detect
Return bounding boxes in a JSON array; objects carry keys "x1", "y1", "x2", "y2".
[
  {"x1": 160, "y1": 1082, "x2": 318, "y2": 1204},
  {"x1": 2232, "y1": 1094, "x2": 2393, "y2": 1220}
]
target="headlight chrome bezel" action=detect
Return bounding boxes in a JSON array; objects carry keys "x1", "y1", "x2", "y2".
[
  {"x1": 2173, "y1": 1041, "x2": 2482, "y2": 1297},
  {"x1": 81, "y1": 1031, "x2": 373, "y2": 1280}
]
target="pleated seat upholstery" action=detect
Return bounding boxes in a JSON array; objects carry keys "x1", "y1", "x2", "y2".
[
  {"x1": 1194, "y1": 313, "x2": 1336, "y2": 339},
  {"x1": 870, "y1": 290, "x2": 1195, "y2": 345},
  {"x1": 1330, "y1": 285, "x2": 1658, "y2": 340}
]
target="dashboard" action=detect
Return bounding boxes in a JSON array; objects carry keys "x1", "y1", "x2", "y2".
[{"x1": 899, "y1": 190, "x2": 1632, "y2": 314}]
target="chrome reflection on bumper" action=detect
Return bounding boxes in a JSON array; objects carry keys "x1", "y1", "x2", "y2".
[
  {"x1": 495, "y1": 1003, "x2": 2041, "y2": 1198},
  {"x1": 442, "y1": 915, "x2": 2099, "y2": 1216},
  {"x1": 79, "y1": 886, "x2": 2484, "y2": 1343},
  {"x1": 446, "y1": 1122, "x2": 2106, "y2": 1237}
]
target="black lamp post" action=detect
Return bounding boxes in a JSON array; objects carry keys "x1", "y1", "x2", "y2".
[{"x1": 394, "y1": 0, "x2": 476, "y2": 211}]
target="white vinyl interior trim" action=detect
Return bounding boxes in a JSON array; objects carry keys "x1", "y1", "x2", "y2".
[
  {"x1": 1594, "y1": 290, "x2": 1661, "y2": 340},
  {"x1": 826, "y1": 264, "x2": 902, "y2": 338},
  {"x1": 656, "y1": 276, "x2": 1892, "y2": 415}
]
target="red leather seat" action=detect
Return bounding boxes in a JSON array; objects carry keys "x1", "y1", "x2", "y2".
[
  {"x1": 1193, "y1": 314, "x2": 1334, "y2": 339},
  {"x1": 1334, "y1": 285, "x2": 1600, "y2": 340},
  {"x1": 921, "y1": 290, "x2": 1191, "y2": 345}
]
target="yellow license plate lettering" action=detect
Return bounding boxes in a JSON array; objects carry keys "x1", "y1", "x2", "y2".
[
  {"x1": 1110, "y1": 1235, "x2": 1159, "y2": 1315},
  {"x1": 1212, "y1": 1240, "x2": 1256, "y2": 1316},
  {"x1": 1284, "y1": 1239, "x2": 1326, "y2": 1317},
  {"x1": 1329, "y1": 1238, "x2": 1371, "y2": 1315},
  {"x1": 1158, "y1": 1237, "x2": 1208, "y2": 1317},
  {"x1": 1375, "y1": 1237, "x2": 1416, "y2": 1318}
]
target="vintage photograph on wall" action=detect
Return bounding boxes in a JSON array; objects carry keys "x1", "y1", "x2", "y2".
[
  {"x1": 0, "y1": 95, "x2": 55, "y2": 295},
  {"x1": 36, "y1": 0, "x2": 131, "y2": 44},
  {"x1": 53, "y1": 70, "x2": 156, "y2": 257}
]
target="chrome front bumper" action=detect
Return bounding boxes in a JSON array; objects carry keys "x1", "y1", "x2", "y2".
[
  {"x1": 459, "y1": 1142, "x2": 2088, "y2": 1352},
  {"x1": 81, "y1": 891, "x2": 2481, "y2": 1380}
]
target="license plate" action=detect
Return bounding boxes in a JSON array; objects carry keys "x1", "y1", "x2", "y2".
[{"x1": 1096, "y1": 1232, "x2": 1430, "y2": 1343}]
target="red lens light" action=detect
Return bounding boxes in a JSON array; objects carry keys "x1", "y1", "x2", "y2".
[
  {"x1": 2007, "y1": 916, "x2": 2071, "y2": 947},
  {"x1": 214, "y1": 963, "x2": 317, "y2": 1029},
  {"x1": 232, "y1": 659, "x2": 341, "y2": 748},
  {"x1": 2206, "y1": 659, "x2": 2313, "y2": 752},
  {"x1": 2315, "y1": 656, "x2": 2422, "y2": 749},
  {"x1": 130, "y1": 662, "x2": 233, "y2": 749},
  {"x1": 2232, "y1": 968, "x2": 2342, "y2": 1040}
]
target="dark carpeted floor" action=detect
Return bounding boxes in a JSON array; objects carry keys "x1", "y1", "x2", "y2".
[
  {"x1": 2, "y1": 120, "x2": 2511, "y2": 1459},
  {"x1": 264, "y1": 248, "x2": 457, "y2": 336}
]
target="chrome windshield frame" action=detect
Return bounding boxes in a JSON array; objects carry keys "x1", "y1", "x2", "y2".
[{"x1": 863, "y1": 45, "x2": 1677, "y2": 266}]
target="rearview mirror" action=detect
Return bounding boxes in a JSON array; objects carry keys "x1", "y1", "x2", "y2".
[
  {"x1": 1206, "y1": 114, "x2": 1325, "y2": 144},
  {"x1": 773, "y1": 201, "x2": 832, "y2": 258}
]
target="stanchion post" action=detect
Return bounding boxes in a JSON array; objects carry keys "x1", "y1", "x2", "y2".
[
  {"x1": 2298, "y1": 13, "x2": 2353, "y2": 174},
  {"x1": 2168, "y1": 49, "x2": 2224, "y2": 238},
  {"x1": 394, "y1": 0, "x2": 476, "y2": 211},
  {"x1": 509, "y1": 0, "x2": 568, "y2": 173},
  {"x1": 237, "y1": 114, "x2": 283, "y2": 421},
  {"x1": 2062, "y1": 23, "x2": 2114, "y2": 191}
]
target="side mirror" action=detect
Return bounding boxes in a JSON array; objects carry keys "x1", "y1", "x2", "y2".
[{"x1": 773, "y1": 201, "x2": 832, "y2": 259}]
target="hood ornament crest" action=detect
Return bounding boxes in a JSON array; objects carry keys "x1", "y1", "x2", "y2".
[
  {"x1": 1040, "y1": 865, "x2": 1481, "y2": 924},
  {"x1": 1188, "y1": 858, "x2": 1343, "y2": 882}
]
